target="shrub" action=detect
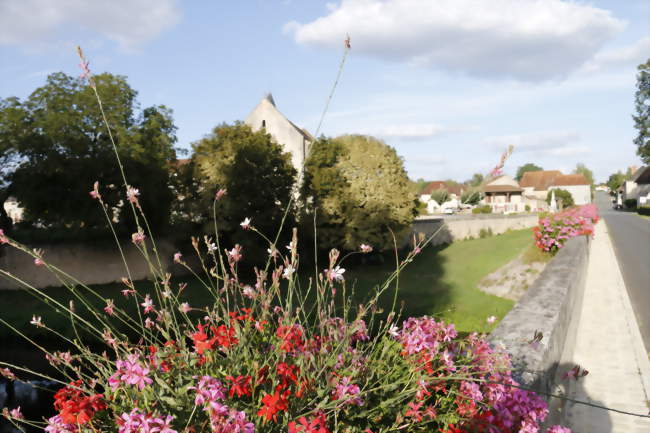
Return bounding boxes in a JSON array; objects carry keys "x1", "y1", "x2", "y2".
[
  {"x1": 472, "y1": 205, "x2": 492, "y2": 214},
  {"x1": 302, "y1": 135, "x2": 417, "y2": 252},
  {"x1": 479, "y1": 227, "x2": 493, "y2": 238},
  {"x1": 429, "y1": 189, "x2": 449, "y2": 206},
  {"x1": 461, "y1": 189, "x2": 481, "y2": 206},
  {"x1": 546, "y1": 189, "x2": 574, "y2": 208},
  {"x1": 525, "y1": 204, "x2": 531, "y2": 212},
  {"x1": 533, "y1": 204, "x2": 599, "y2": 253},
  {"x1": 624, "y1": 198, "x2": 637, "y2": 209},
  {"x1": 638, "y1": 205, "x2": 650, "y2": 216}
]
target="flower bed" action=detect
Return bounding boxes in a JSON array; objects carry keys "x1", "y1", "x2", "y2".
[{"x1": 532, "y1": 205, "x2": 599, "y2": 253}]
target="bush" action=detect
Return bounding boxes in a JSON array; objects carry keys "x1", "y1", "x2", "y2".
[
  {"x1": 533, "y1": 204, "x2": 599, "y2": 253},
  {"x1": 302, "y1": 135, "x2": 417, "y2": 252},
  {"x1": 546, "y1": 189, "x2": 574, "y2": 208},
  {"x1": 624, "y1": 198, "x2": 638, "y2": 209},
  {"x1": 472, "y1": 205, "x2": 492, "y2": 214},
  {"x1": 525, "y1": 204, "x2": 531, "y2": 212},
  {"x1": 479, "y1": 227, "x2": 493, "y2": 238},
  {"x1": 638, "y1": 205, "x2": 650, "y2": 216},
  {"x1": 429, "y1": 189, "x2": 449, "y2": 206},
  {"x1": 460, "y1": 189, "x2": 481, "y2": 205}
]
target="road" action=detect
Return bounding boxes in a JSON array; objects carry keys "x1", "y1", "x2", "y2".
[{"x1": 594, "y1": 191, "x2": 650, "y2": 352}]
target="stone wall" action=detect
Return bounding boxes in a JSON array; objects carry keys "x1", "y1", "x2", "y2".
[
  {"x1": 409, "y1": 214, "x2": 539, "y2": 246},
  {"x1": 0, "y1": 239, "x2": 178, "y2": 290},
  {"x1": 488, "y1": 236, "x2": 590, "y2": 424}
]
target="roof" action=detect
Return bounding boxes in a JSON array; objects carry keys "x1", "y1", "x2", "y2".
[
  {"x1": 421, "y1": 181, "x2": 464, "y2": 196},
  {"x1": 552, "y1": 174, "x2": 589, "y2": 186},
  {"x1": 483, "y1": 184, "x2": 523, "y2": 193},
  {"x1": 519, "y1": 170, "x2": 562, "y2": 191},
  {"x1": 632, "y1": 166, "x2": 650, "y2": 184}
]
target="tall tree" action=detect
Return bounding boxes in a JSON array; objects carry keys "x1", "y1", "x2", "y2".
[
  {"x1": 467, "y1": 173, "x2": 484, "y2": 187},
  {"x1": 0, "y1": 72, "x2": 178, "y2": 233},
  {"x1": 515, "y1": 163, "x2": 543, "y2": 181},
  {"x1": 302, "y1": 135, "x2": 417, "y2": 252},
  {"x1": 192, "y1": 122, "x2": 297, "y2": 260},
  {"x1": 573, "y1": 163, "x2": 594, "y2": 186},
  {"x1": 633, "y1": 58, "x2": 650, "y2": 163},
  {"x1": 606, "y1": 171, "x2": 626, "y2": 193}
]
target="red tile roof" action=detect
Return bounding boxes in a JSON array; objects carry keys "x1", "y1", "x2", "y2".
[
  {"x1": 421, "y1": 181, "x2": 464, "y2": 195},
  {"x1": 552, "y1": 174, "x2": 589, "y2": 186},
  {"x1": 519, "y1": 170, "x2": 562, "y2": 191},
  {"x1": 483, "y1": 184, "x2": 523, "y2": 193}
]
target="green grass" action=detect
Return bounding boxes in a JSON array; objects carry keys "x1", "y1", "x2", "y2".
[{"x1": 0, "y1": 228, "x2": 534, "y2": 341}]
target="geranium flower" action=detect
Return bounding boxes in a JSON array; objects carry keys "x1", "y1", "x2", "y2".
[
  {"x1": 289, "y1": 413, "x2": 330, "y2": 433},
  {"x1": 257, "y1": 389, "x2": 289, "y2": 422},
  {"x1": 225, "y1": 375, "x2": 252, "y2": 398}
]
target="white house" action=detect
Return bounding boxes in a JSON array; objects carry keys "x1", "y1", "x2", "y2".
[
  {"x1": 245, "y1": 94, "x2": 314, "y2": 178},
  {"x1": 622, "y1": 166, "x2": 650, "y2": 205},
  {"x1": 548, "y1": 174, "x2": 591, "y2": 205},
  {"x1": 520, "y1": 170, "x2": 591, "y2": 207}
]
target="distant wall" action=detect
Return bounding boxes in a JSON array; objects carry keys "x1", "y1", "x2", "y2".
[
  {"x1": 409, "y1": 214, "x2": 538, "y2": 247},
  {"x1": 0, "y1": 239, "x2": 179, "y2": 290},
  {"x1": 488, "y1": 236, "x2": 590, "y2": 425}
]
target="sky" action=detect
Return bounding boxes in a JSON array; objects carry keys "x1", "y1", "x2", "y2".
[{"x1": 1, "y1": 0, "x2": 648, "y2": 183}]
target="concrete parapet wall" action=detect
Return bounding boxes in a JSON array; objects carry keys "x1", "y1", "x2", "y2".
[
  {"x1": 488, "y1": 236, "x2": 590, "y2": 411},
  {"x1": 410, "y1": 214, "x2": 538, "y2": 246},
  {"x1": 0, "y1": 239, "x2": 178, "y2": 290}
]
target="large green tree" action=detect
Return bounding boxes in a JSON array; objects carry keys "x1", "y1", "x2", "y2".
[
  {"x1": 515, "y1": 163, "x2": 543, "y2": 181},
  {"x1": 192, "y1": 122, "x2": 297, "y2": 259},
  {"x1": 302, "y1": 134, "x2": 417, "y2": 252},
  {"x1": 573, "y1": 163, "x2": 594, "y2": 186},
  {"x1": 0, "y1": 72, "x2": 178, "y2": 233},
  {"x1": 633, "y1": 58, "x2": 650, "y2": 163},
  {"x1": 606, "y1": 171, "x2": 626, "y2": 193}
]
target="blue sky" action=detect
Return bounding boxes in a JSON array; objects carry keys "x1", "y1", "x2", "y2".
[{"x1": 1, "y1": 0, "x2": 648, "y2": 183}]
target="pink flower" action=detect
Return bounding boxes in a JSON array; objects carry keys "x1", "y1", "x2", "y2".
[
  {"x1": 126, "y1": 186, "x2": 140, "y2": 204},
  {"x1": 547, "y1": 426, "x2": 571, "y2": 433},
  {"x1": 179, "y1": 303, "x2": 191, "y2": 314},
  {"x1": 9, "y1": 406, "x2": 23, "y2": 419},
  {"x1": 102, "y1": 329, "x2": 116, "y2": 346},
  {"x1": 0, "y1": 368, "x2": 16, "y2": 380},
  {"x1": 141, "y1": 294, "x2": 155, "y2": 313},
  {"x1": 487, "y1": 315, "x2": 497, "y2": 324},
  {"x1": 173, "y1": 252, "x2": 182, "y2": 263},
  {"x1": 240, "y1": 217, "x2": 252, "y2": 230},
  {"x1": 332, "y1": 376, "x2": 364, "y2": 406},
  {"x1": 132, "y1": 230, "x2": 146, "y2": 244},
  {"x1": 215, "y1": 188, "x2": 227, "y2": 200},
  {"x1": 325, "y1": 265, "x2": 345, "y2": 282},
  {"x1": 89, "y1": 181, "x2": 100, "y2": 199},
  {"x1": 30, "y1": 315, "x2": 44, "y2": 327},
  {"x1": 145, "y1": 317, "x2": 155, "y2": 329},
  {"x1": 226, "y1": 245, "x2": 242, "y2": 262},
  {"x1": 45, "y1": 414, "x2": 77, "y2": 433},
  {"x1": 34, "y1": 258, "x2": 45, "y2": 266},
  {"x1": 110, "y1": 354, "x2": 153, "y2": 391},
  {"x1": 104, "y1": 299, "x2": 115, "y2": 316},
  {"x1": 0, "y1": 229, "x2": 8, "y2": 244},
  {"x1": 242, "y1": 286, "x2": 256, "y2": 299},
  {"x1": 359, "y1": 243, "x2": 373, "y2": 253}
]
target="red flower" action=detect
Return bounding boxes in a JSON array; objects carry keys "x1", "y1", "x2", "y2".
[
  {"x1": 226, "y1": 375, "x2": 252, "y2": 398},
  {"x1": 257, "y1": 389, "x2": 289, "y2": 422},
  {"x1": 276, "y1": 325, "x2": 305, "y2": 352},
  {"x1": 214, "y1": 324, "x2": 238, "y2": 348},
  {"x1": 288, "y1": 412, "x2": 330, "y2": 433},
  {"x1": 53, "y1": 381, "x2": 106, "y2": 425},
  {"x1": 191, "y1": 324, "x2": 217, "y2": 354},
  {"x1": 277, "y1": 362, "x2": 299, "y2": 387}
]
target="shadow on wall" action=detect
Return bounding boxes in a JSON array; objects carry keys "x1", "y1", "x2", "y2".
[{"x1": 543, "y1": 361, "x2": 613, "y2": 433}]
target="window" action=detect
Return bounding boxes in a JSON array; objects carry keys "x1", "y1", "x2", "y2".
[{"x1": 261, "y1": 120, "x2": 266, "y2": 128}]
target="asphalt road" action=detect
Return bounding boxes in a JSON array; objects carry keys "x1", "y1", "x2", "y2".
[{"x1": 594, "y1": 191, "x2": 650, "y2": 352}]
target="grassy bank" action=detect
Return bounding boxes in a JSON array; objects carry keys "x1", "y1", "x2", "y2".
[{"x1": 0, "y1": 228, "x2": 535, "y2": 341}]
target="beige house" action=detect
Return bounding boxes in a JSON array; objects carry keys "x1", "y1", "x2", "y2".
[
  {"x1": 245, "y1": 94, "x2": 314, "y2": 179},
  {"x1": 520, "y1": 170, "x2": 591, "y2": 208},
  {"x1": 481, "y1": 175, "x2": 525, "y2": 213}
]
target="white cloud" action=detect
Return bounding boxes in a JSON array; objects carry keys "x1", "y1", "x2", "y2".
[
  {"x1": 484, "y1": 130, "x2": 589, "y2": 156},
  {"x1": 0, "y1": 0, "x2": 180, "y2": 50},
  {"x1": 285, "y1": 0, "x2": 625, "y2": 81},
  {"x1": 360, "y1": 122, "x2": 446, "y2": 140},
  {"x1": 581, "y1": 36, "x2": 650, "y2": 73}
]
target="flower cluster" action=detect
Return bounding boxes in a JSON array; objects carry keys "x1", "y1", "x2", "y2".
[
  {"x1": 46, "y1": 381, "x2": 106, "y2": 430},
  {"x1": 533, "y1": 204, "x2": 599, "y2": 253}
]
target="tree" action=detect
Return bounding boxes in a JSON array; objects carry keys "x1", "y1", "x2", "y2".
[
  {"x1": 633, "y1": 58, "x2": 650, "y2": 163},
  {"x1": 467, "y1": 173, "x2": 484, "y2": 187},
  {"x1": 192, "y1": 122, "x2": 297, "y2": 260},
  {"x1": 573, "y1": 163, "x2": 594, "y2": 186},
  {"x1": 515, "y1": 163, "x2": 543, "y2": 181},
  {"x1": 461, "y1": 189, "x2": 482, "y2": 205},
  {"x1": 0, "y1": 72, "x2": 178, "y2": 234},
  {"x1": 429, "y1": 189, "x2": 449, "y2": 205},
  {"x1": 606, "y1": 171, "x2": 626, "y2": 193},
  {"x1": 302, "y1": 135, "x2": 417, "y2": 252},
  {"x1": 546, "y1": 189, "x2": 574, "y2": 208}
]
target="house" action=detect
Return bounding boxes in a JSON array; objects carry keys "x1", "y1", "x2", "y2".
[
  {"x1": 245, "y1": 93, "x2": 314, "y2": 178},
  {"x1": 2, "y1": 196, "x2": 23, "y2": 224},
  {"x1": 520, "y1": 170, "x2": 591, "y2": 207},
  {"x1": 622, "y1": 166, "x2": 650, "y2": 205},
  {"x1": 481, "y1": 175, "x2": 525, "y2": 213},
  {"x1": 419, "y1": 181, "x2": 465, "y2": 213}
]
